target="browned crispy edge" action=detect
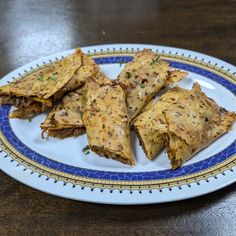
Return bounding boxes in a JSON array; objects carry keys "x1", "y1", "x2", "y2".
[{"x1": 90, "y1": 145, "x2": 135, "y2": 166}]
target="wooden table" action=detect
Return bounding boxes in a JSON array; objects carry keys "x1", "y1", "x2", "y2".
[{"x1": 0, "y1": 0, "x2": 236, "y2": 235}]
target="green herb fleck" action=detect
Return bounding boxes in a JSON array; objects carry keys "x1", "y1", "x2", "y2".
[
  {"x1": 150, "y1": 56, "x2": 160, "y2": 65},
  {"x1": 134, "y1": 81, "x2": 145, "y2": 89},
  {"x1": 126, "y1": 71, "x2": 132, "y2": 78},
  {"x1": 28, "y1": 118, "x2": 32, "y2": 122},
  {"x1": 37, "y1": 75, "x2": 44, "y2": 81},
  {"x1": 82, "y1": 145, "x2": 90, "y2": 155},
  {"x1": 79, "y1": 111, "x2": 83, "y2": 117},
  {"x1": 50, "y1": 75, "x2": 57, "y2": 81}
]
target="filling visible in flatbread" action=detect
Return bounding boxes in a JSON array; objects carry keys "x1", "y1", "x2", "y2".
[
  {"x1": 134, "y1": 86, "x2": 188, "y2": 160},
  {"x1": 40, "y1": 72, "x2": 111, "y2": 139},
  {"x1": 162, "y1": 83, "x2": 235, "y2": 169},
  {"x1": 0, "y1": 48, "x2": 99, "y2": 118},
  {"x1": 41, "y1": 86, "x2": 86, "y2": 139},
  {"x1": 135, "y1": 83, "x2": 236, "y2": 169}
]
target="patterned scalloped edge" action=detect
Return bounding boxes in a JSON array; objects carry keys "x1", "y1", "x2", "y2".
[
  {"x1": 0, "y1": 45, "x2": 236, "y2": 193},
  {"x1": 1, "y1": 150, "x2": 235, "y2": 193}
]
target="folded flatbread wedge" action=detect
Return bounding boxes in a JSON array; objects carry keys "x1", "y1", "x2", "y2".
[
  {"x1": 134, "y1": 86, "x2": 188, "y2": 160},
  {"x1": 135, "y1": 83, "x2": 235, "y2": 169},
  {"x1": 83, "y1": 78, "x2": 135, "y2": 165},
  {"x1": 40, "y1": 86, "x2": 86, "y2": 139},
  {"x1": 0, "y1": 48, "x2": 99, "y2": 118},
  {"x1": 116, "y1": 49, "x2": 187, "y2": 122},
  {"x1": 41, "y1": 73, "x2": 111, "y2": 139},
  {"x1": 161, "y1": 83, "x2": 235, "y2": 169}
]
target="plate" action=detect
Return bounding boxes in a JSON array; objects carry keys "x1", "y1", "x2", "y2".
[{"x1": 0, "y1": 44, "x2": 236, "y2": 205}]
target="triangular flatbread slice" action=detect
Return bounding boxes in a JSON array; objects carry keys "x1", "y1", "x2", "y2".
[
  {"x1": 41, "y1": 86, "x2": 86, "y2": 139},
  {"x1": 162, "y1": 83, "x2": 235, "y2": 169},
  {"x1": 134, "y1": 86, "x2": 188, "y2": 160},
  {"x1": 135, "y1": 83, "x2": 235, "y2": 169},
  {"x1": 0, "y1": 48, "x2": 99, "y2": 118},
  {"x1": 116, "y1": 49, "x2": 187, "y2": 122}
]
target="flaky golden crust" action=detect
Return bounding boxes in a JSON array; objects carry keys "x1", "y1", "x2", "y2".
[
  {"x1": 41, "y1": 86, "x2": 86, "y2": 138},
  {"x1": 163, "y1": 83, "x2": 236, "y2": 169},
  {"x1": 135, "y1": 83, "x2": 235, "y2": 169},
  {"x1": 116, "y1": 49, "x2": 170, "y2": 122},
  {"x1": 116, "y1": 50, "x2": 188, "y2": 122},
  {"x1": 165, "y1": 70, "x2": 188, "y2": 85},
  {"x1": 0, "y1": 48, "x2": 99, "y2": 119},
  {"x1": 134, "y1": 86, "x2": 187, "y2": 160},
  {"x1": 40, "y1": 72, "x2": 111, "y2": 139},
  {"x1": 83, "y1": 78, "x2": 135, "y2": 165}
]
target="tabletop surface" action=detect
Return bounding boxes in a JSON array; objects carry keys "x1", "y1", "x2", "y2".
[{"x1": 0, "y1": 0, "x2": 236, "y2": 235}]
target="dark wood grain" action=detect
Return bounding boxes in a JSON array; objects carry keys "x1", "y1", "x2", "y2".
[{"x1": 0, "y1": 0, "x2": 236, "y2": 235}]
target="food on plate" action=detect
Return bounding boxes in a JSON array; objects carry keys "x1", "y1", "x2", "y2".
[
  {"x1": 163, "y1": 83, "x2": 235, "y2": 169},
  {"x1": 40, "y1": 86, "x2": 86, "y2": 139},
  {"x1": 83, "y1": 78, "x2": 135, "y2": 165},
  {"x1": 165, "y1": 70, "x2": 188, "y2": 85},
  {"x1": 41, "y1": 72, "x2": 111, "y2": 138},
  {"x1": 9, "y1": 102, "x2": 48, "y2": 119},
  {"x1": 1, "y1": 46, "x2": 235, "y2": 169},
  {"x1": 134, "y1": 86, "x2": 188, "y2": 160},
  {"x1": 135, "y1": 83, "x2": 236, "y2": 169},
  {"x1": 0, "y1": 48, "x2": 99, "y2": 118},
  {"x1": 116, "y1": 49, "x2": 187, "y2": 122}
]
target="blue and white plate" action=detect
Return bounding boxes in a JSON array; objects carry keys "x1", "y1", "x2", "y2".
[{"x1": 0, "y1": 44, "x2": 236, "y2": 205}]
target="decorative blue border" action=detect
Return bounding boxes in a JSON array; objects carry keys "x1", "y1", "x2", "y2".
[{"x1": 0, "y1": 56, "x2": 235, "y2": 182}]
